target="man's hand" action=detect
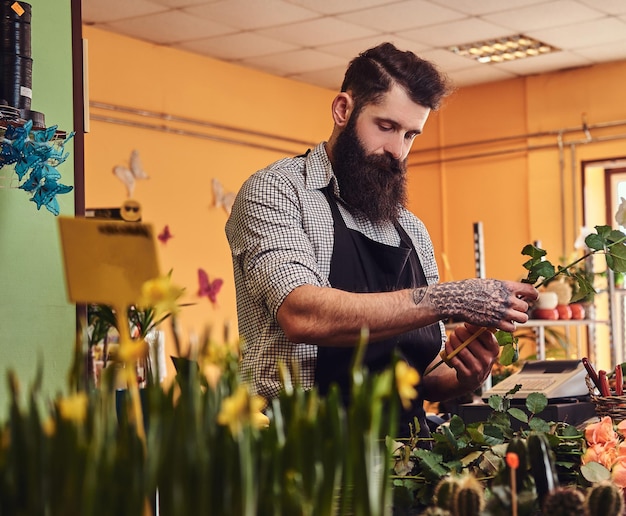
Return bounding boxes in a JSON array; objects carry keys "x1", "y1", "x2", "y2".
[
  {"x1": 416, "y1": 279, "x2": 538, "y2": 332},
  {"x1": 444, "y1": 323, "x2": 499, "y2": 391}
]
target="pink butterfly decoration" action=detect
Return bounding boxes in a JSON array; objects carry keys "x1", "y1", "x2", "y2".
[
  {"x1": 197, "y1": 268, "x2": 223, "y2": 304},
  {"x1": 158, "y1": 225, "x2": 173, "y2": 244}
]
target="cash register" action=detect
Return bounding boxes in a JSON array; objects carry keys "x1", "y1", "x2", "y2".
[{"x1": 457, "y1": 360, "x2": 596, "y2": 427}]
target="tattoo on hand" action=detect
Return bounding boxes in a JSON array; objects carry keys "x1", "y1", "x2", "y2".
[{"x1": 428, "y1": 279, "x2": 510, "y2": 327}]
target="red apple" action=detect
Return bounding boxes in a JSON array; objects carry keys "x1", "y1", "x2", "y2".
[
  {"x1": 556, "y1": 304, "x2": 572, "y2": 320},
  {"x1": 569, "y1": 303, "x2": 585, "y2": 320},
  {"x1": 533, "y1": 308, "x2": 559, "y2": 320}
]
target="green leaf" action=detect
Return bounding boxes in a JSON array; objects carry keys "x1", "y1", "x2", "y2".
[
  {"x1": 521, "y1": 244, "x2": 547, "y2": 260},
  {"x1": 528, "y1": 418, "x2": 552, "y2": 433},
  {"x1": 526, "y1": 392, "x2": 548, "y2": 414},
  {"x1": 495, "y1": 331, "x2": 514, "y2": 346},
  {"x1": 414, "y1": 449, "x2": 448, "y2": 478},
  {"x1": 488, "y1": 395, "x2": 504, "y2": 412},
  {"x1": 499, "y1": 343, "x2": 518, "y2": 366},
  {"x1": 585, "y1": 233, "x2": 605, "y2": 251},
  {"x1": 580, "y1": 461, "x2": 611, "y2": 482},
  {"x1": 507, "y1": 407, "x2": 528, "y2": 423},
  {"x1": 607, "y1": 242, "x2": 626, "y2": 273},
  {"x1": 449, "y1": 414, "x2": 465, "y2": 437}
]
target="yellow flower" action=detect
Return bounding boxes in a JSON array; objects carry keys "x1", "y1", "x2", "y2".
[
  {"x1": 138, "y1": 275, "x2": 184, "y2": 319},
  {"x1": 117, "y1": 338, "x2": 149, "y2": 364},
  {"x1": 396, "y1": 361, "x2": 420, "y2": 410},
  {"x1": 200, "y1": 340, "x2": 240, "y2": 389},
  {"x1": 217, "y1": 385, "x2": 269, "y2": 435},
  {"x1": 57, "y1": 392, "x2": 88, "y2": 423}
]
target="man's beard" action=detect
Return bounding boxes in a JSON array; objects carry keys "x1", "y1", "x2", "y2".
[{"x1": 332, "y1": 117, "x2": 407, "y2": 223}]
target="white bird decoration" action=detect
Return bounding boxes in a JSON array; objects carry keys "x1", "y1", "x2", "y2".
[{"x1": 113, "y1": 149, "x2": 149, "y2": 198}]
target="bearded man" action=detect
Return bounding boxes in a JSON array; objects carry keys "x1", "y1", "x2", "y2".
[{"x1": 225, "y1": 43, "x2": 537, "y2": 437}]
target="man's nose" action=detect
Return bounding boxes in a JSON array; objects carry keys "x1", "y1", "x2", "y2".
[{"x1": 384, "y1": 135, "x2": 404, "y2": 160}]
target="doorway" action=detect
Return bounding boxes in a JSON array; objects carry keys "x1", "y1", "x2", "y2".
[{"x1": 582, "y1": 158, "x2": 626, "y2": 368}]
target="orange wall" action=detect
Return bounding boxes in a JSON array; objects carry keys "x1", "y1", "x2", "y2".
[{"x1": 84, "y1": 26, "x2": 626, "y2": 372}]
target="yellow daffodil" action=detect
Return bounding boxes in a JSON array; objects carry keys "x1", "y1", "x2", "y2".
[
  {"x1": 117, "y1": 338, "x2": 149, "y2": 364},
  {"x1": 217, "y1": 385, "x2": 269, "y2": 436},
  {"x1": 41, "y1": 418, "x2": 56, "y2": 437},
  {"x1": 138, "y1": 275, "x2": 184, "y2": 319},
  {"x1": 57, "y1": 392, "x2": 88, "y2": 423},
  {"x1": 395, "y1": 361, "x2": 420, "y2": 410},
  {"x1": 202, "y1": 362, "x2": 223, "y2": 390}
]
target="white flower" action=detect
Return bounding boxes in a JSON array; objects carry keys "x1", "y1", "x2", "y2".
[
  {"x1": 574, "y1": 226, "x2": 594, "y2": 250},
  {"x1": 616, "y1": 197, "x2": 626, "y2": 227}
]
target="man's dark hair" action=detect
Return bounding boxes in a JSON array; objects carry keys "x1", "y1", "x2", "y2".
[{"x1": 341, "y1": 42, "x2": 453, "y2": 111}]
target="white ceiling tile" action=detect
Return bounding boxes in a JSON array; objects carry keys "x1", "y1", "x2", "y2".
[
  {"x1": 317, "y1": 36, "x2": 431, "y2": 60},
  {"x1": 428, "y1": 0, "x2": 546, "y2": 16},
  {"x1": 574, "y1": 41, "x2": 626, "y2": 63},
  {"x1": 241, "y1": 49, "x2": 347, "y2": 76},
  {"x1": 529, "y1": 17, "x2": 626, "y2": 49},
  {"x1": 183, "y1": 0, "x2": 319, "y2": 30},
  {"x1": 104, "y1": 10, "x2": 236, "y2": 44},
  {"x1": 82, "y1": 0, "x2": 167, "y2": 23},
  {"x1": 81, "y1": 0, "x2": 626, "y2": 90},
  {"x1": 285, "y1": 0, "x2": 397, "y2": 15},
  {"x1": 577, "y1": 0, "x2": 626, "y2": 16},
  {"x1": 398, "y1": 18, "x2": 517, "y2": 48},
  {"x1": 337, "y1": 0, "x2": 466, "y2": 33},
  {"x1": 493, "y1": 50, "x2": 593, "y2": 76},
  {"x1": 482, "y1": 0, "x2": 606, "y2": 32},
  {"x1": 174, "y1": 32, "x2": 298, "y2": 61},
  {"x1": 256, "y1": 17, "x2": 377, "y2": 47}
]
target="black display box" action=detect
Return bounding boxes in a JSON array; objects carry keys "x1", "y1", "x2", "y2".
[{"x1": 458, "y1": 398, "x2": 597, "y2": 430}]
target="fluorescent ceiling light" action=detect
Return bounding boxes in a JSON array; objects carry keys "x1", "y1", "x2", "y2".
[{"x1": 449, "y1": 34, "x2": 559, "y2": 64}]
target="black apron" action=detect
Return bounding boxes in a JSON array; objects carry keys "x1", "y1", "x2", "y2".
[{"x1": 315, "y1": 188, "x2": 442, "y2": 439}]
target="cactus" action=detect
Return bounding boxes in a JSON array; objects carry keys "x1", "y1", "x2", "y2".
[
  {"x1": 542, "y1": 486, "x2": 585, "y2": 516},
  {"x1": 433, "y1": 476, "x2": 462, "y2": 511},
  {"x1": 421, "y1": 507, "x2": 451, "y2": 516},
  {"x1": 451, "y1": 474, "x2": 485, "y2": 516},
  {"x1": 585, "y1": 480, "x2": 624, "y2": 516},
  {"x1": 527, "y1": 432, "x2": 560, "y2": 505}
]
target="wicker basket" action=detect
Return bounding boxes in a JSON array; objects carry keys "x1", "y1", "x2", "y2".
[{"x1": 586, "y1": 375, "x2": 626, "y2": 422}]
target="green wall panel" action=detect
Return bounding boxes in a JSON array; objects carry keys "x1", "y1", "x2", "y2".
[{"x1": 0, "y1": 0, "x2": 75, "y2": 407}]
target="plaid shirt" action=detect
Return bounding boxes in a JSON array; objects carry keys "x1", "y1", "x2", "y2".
[{"x1": 225, "y1": 142, "x2": 444, "y2": 400}]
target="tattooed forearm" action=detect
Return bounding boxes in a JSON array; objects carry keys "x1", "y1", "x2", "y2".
[
  {"x1": 426, "y1": 279, "x2": 511, "y2": 327},
  {"x1": 411, "y1": 286, "x2": 428, "y2": 306}
]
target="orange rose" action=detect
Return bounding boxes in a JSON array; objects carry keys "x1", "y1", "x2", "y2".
[
  {"x1": 582, "y1": 442, "x2": 619, "y2": 469},
  {"x1": 585, "y1": 416, "x2": 618, "y2": 445},
  {"x1": 612, "y1": 456, "x2": 626, "y2": 489}
]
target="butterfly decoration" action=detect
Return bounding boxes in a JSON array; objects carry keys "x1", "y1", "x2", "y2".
[
  {"x1": 113, "y1": 149, "x2": 149, "y2": 198},
  {"x1": 197, "y1": 268, "x2": 223, "y2": 304},
  {"x1": 212, "y1": 178, "x2": 236, "y2": 216},
  {"x1": 158, "y1": 224, "x2": 173, "y2": 244}
]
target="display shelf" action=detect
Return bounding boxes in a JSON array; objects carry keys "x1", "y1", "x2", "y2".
[
  {"x1": 519, "y1": 318, "x2": 608, "y2": 360},
  {"x1": 445, "y1": 318, "x2": 608, "y2": 361}
]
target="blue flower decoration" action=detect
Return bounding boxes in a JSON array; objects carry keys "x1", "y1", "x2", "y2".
[{"x1": 0, "y1": 120, "x2": 75, "y2": 215}]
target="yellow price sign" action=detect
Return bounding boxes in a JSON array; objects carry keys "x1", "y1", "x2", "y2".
[{"x1": 57, "y1": 216, "x2": 160, "y2": 307}]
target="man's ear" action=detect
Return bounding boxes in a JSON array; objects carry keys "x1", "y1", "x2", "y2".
[{"x1": 331, "y1": 92, "x2": 354, "y2": 127}]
